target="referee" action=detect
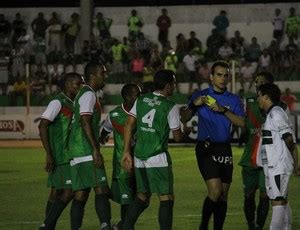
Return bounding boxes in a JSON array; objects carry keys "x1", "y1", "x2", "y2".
[{"x1": 181, "y1": 61, "x2": 245, "y2": 230}]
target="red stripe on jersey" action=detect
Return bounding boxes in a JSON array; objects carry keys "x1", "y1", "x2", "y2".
[
  {"x1": 60, "y1": 107, "x2": 73, "y2": 118},
  {"x1": 111, "y1": 120, "x2": 124, "y2": 135},
  {"x1": 247, "y1": 109, "x2": 262, "y2": 166}
]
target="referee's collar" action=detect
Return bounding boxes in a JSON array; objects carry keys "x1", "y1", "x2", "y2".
[{"x1": 208, "y1": 86, "x2": 229, "y2": 95}]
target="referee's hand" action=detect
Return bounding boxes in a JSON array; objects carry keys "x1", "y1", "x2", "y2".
[{"x1": 193, "y1": 96, "x2": 207, "y2": 106}]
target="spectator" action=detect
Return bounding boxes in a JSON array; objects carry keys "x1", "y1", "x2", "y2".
[
  {"x1": 111, "y1": 39, "x2": 124, "y2": 75},
  {"x1": 197, "y1": 61, "x2": 210, "y2": 90},
  {"x1": 240, "y1": 60, "x2": 255, "y2": 90},
  {"x1": 143, "y1": 61, "x2": 154, "y2": 82},
  {"x1": 17, "y1": 29, "x2": 31, "y2": 63},
  {"x1": 272, "y1": 9, "x2": 285, "y2": 44},
  {"x1": 230, "y1": 30, "x2": 244, "y2": 54},
  {"x1": 286, "y1": 7, "x2": 300, "y2": 41},
  {"x1": 130, "y1": 51, "x2": 144, "y2": 85},
  {"x1": 150, "y1": 44, "x2": 163, "y2": 71},
  {"x1": 12, "y1": 13, "x2": 25, "y2": 47},
  {"x1": 259, "y1": 49, "x2": 271, "y2": 72},
  {"x1": 48, "y1": 63, "x2": 64, "y2": 94},
  {"x1": 281, "y1": 88, "x2": 298, "y2": 111},
  {"x1": 31, "y1": 12, "x2": 48, "y2": 39},
  {"x1": 0, "y1": 14, "x2": 12, "y2": 48},
  {"x1": 95, "y1": 12, "x2": 113, "y2": 41},
  {"x1": 156, "y1": 8, "x2": 171, "y2": 47},
  {"x1": 213, "y1": 10, "x2": 229, "y2": 38},
  {"x1": 218, "y1": 41, "x2": 233, "y2": 61},
  {"x1": 34, "y1": 63, "x2": 48, "y2": 88},
  {"x1": 33, "y1": 36, "x2": 47, "y2": 68},
  {"x1": 164, "y1": 49, "x2": 178, "y2": 74},
  {"x1": 135, "y1": 32, "x2": 152, "y2": 62},
  {"x1": 127, "y1": 9, "x2": 143, "y2": 41},
  {"x1": 11, "y1": 43, "x2": 25, "y2": 80},
  {"x1": 173, "y1": 34, "x2": 186, "y2": 63},
  {"x1": 0, "y1": 49, "x2": 9, "y2": 95},
  {"x1": 10, "y1": 76, "x2": 27, "y2": 105},
  {"x1": 245, "y1": 37, "x2": 261, "y2": 72},
  {"x1": 64, "y1": 13, "x2": 81, "y2": 54},
  {"x1": 206, "y1": 29, "x2": 225, "y2": 61},
  {"x1": 268, "y1": 39, "x2": 281, "y2": 76},
  {"x1": 48, "y1": 14, "x2": 62, "y2": 53},
  {"x1": 187, "y1": 31, "x2": 201, "y2": 52},
  {"x1": 121, "y1": 36, "x2": 130, "y2": 73},
  {"x1": 183, "y1": 49, "x2": 198, "y2": 94}
]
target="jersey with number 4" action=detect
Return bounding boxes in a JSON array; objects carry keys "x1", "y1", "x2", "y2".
[{"x1": 129, "y1": 92, "x2": 181, "y2": 160}]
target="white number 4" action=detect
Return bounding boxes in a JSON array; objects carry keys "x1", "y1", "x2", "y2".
[{"x1": 142, "y1": 109, "x2": 156, "y2": 127}]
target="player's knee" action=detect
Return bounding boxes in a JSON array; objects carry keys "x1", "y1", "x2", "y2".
[
  {"x1": 94, "y1": 185, "x2": 110, "y2": 195},
  {"x1": 137, "y1": 192, "x2": 150, "y2": 203},
  {"x1": 159, "y1": 194, "x2": 174, "y2": 201},
  {"x1": 74, "y1": 188, "x2": 90, "y2": 201},
  {"x1": 60, "y1": 189, "x2": 74, "y2": 203},
  {"x1": 208, "y1": 189, "x2": 223, "y2": 201},
  {"x1": 271, "y1": 197, "x2": 287, "y2": 206}
]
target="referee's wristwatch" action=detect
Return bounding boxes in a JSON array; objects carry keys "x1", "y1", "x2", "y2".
[{"x1": 221, "y1": 106, "x2": 229, "y2": 114}]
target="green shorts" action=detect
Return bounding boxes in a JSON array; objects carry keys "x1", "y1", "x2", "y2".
[
  {"x1": 242, "y1": 166, "x2": 266, "y2": 194},
  {"x1": 70, "y1": 156, "x2": 108, "y2": 191},
  {"x1": 111, "y1": 177, "x2": 135, "y2": 205},
  {"x1": 47, "y1": 163, "x2": 72, "y2": 190},
  {"x1": 134, "y1": 152, "x2": 173, "y2": 195}
]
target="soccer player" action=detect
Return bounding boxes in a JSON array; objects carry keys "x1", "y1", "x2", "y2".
[
  {"x1": 122, "y1": 70, "x2": 185, "y2": 230},
  {"x1": 100, "y1": 84, "x2": 141, "y2": 229},
  {"x1": 238, "y1": 71, "x2": 274, "y2": 230},
  {"x1": 68, "y1": 62, "x2": 111, "y2": 230},
  {"x1": 39, "y1": 72, "x2": 83, "y2": 229},
  {"x1": 181, "y1": 61, "x2": 245, "y2": 230},
  {"x1": 256, "y1": 83, "x2": 298, "y2": 230}
]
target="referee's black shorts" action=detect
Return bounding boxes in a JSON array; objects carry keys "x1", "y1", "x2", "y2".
[{"x1": 196, "y1": 141, "x2": 233, "y2": 184}]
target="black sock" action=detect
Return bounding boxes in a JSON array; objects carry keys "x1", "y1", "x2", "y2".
[
  {"x1": 256, "y1": 196, "x2": 269, "y2": 228},
  {"x1": 199, "y1": 197, "x2": 217, "y2": 230},
  {"x1": 122, "y1": 197, "x2": 148, "y2": 230},
  {"x1": 213, "y1": 200, "x2": 227, "y2": 230},
  {"x1": 121, "y1": 204, "x2": 130, "y2": 226},
  {"x1": 70, "y1": 199, "x2": 86, "y2": 230},
  {"x1": 95, "y1": 194, "x2": 111, "y2": 227},
  {"x1": 244, "y1": 196, "x2": 256, "y2": 226},
  {"x1": 45, "y1": 201, "x2": 54, "y2": 219},
  {"x1": 158, "y1": 200, "x2": 174, "y2": 230},
  {"x1": 44, "y1": 198, "x2": 69, "y2": 230}
]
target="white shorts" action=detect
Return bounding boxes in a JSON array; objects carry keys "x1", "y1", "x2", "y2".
[{"x1": 265, "y1": 172, "x2": 290, "y2": 200}]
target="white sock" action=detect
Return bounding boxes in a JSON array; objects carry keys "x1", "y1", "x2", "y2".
[
  {"x1": 284, "y1": 203, "x2": 292, "y2": 230},
  {"x1": 270, "y1": 205, "x2": 285, "y2": 230}
]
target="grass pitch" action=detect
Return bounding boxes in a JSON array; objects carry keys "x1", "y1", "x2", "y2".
[{"x1": 0, "y1": 145, "x2": 299, "y2": 230}]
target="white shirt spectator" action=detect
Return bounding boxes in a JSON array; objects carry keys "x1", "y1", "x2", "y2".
[{"x1": 183, "y1": 54, "x2": 197, "y2": 71}]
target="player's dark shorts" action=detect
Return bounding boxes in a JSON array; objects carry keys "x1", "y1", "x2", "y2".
[
  {"x1": 273, "y1": 30, "x2": 283, "y2": 39},
  {"x1": 196, "y1": 141, "x2": 233, "y2": 183}
]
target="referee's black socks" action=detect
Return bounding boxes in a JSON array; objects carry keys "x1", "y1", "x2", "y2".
[
  {"x1": 122, "y1": 197, "x2": 149, "y2": 230},
  {"x1": 159, "y1": 200, "x2": 174, "y2": 230},
  {"x1": 95, "y1": 194, "x2": 111, "y2": 228},
  {"x1": 200, "y1": 196, "x2": 217, "y2": 230},
  {"x1": 213, "y1": 200, "x2": 227, "y2": 230}
]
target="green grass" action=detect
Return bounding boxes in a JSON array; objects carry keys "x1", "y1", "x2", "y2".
[{"x1": 0, "y1": 146, "x2": 299, "y2": 230}]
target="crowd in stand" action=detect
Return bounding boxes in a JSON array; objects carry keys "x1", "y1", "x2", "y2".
[{"x1": 0, "y1": 7, "x2": 299, "y2": 102}]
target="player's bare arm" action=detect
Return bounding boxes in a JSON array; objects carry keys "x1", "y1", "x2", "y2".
[
  {"x1": 81, "y1": 114, "x2": 103, "y2": 168},
  {"x1": 122, "y1": 115, "x2": 136, "y2": 171},
  {"x1": 283, "y1": 134, "x2": 299, "y2": 175},
  {"x1": 38, "y1": 119, "x2": 54, "y2": 172}
]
